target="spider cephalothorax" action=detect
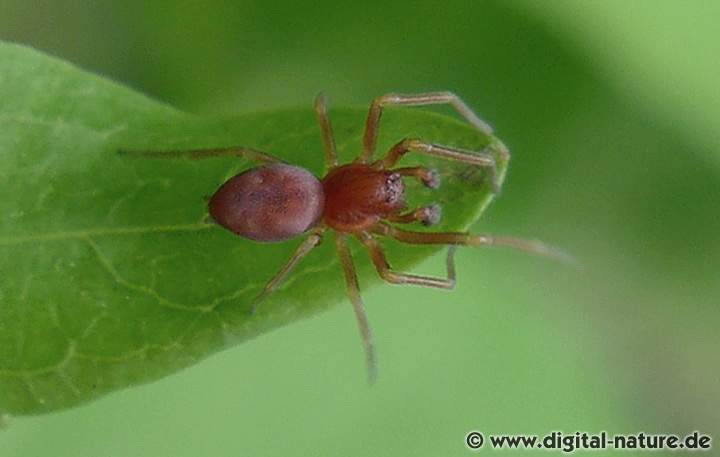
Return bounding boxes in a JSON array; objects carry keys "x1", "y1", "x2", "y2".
[{"x1": 322, "y1": 164, "x2": 407, "y2": 233}]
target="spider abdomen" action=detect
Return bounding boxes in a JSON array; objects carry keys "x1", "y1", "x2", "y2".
[
  {"x1": 322, "y1": 163, "x2": 407, "y2": 232},
  {"x1": 208, "y1": 164, "x2": 325, "y2": 242}
]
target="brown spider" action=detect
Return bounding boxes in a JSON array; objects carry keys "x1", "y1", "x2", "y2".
[{"x1": 123, "y1": 92, "x2": 567, "y2": 382}]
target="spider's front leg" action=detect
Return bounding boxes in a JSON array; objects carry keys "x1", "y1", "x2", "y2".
[
  {"x1": 373, "y1": 222, "x2": 576, "y2": 266},
  {"x1": 359, "y1": 91, "x2": 499, "y2": 163},
  {"x1": 382, "y1": 138, "x2": 501, "y2": 194},
  {"x1": 357, "y1": 231, "x2": 458, "y2": 289}
]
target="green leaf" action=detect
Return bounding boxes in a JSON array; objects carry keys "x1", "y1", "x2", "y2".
[{"x1": 0, "y1": 41, "x2": 507, "y2": 415}]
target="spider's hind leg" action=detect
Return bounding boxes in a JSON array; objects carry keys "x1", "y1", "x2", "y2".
[
  {"x1": 118, "y1": 146, "x2": 286, "y2": 164},
  {"x1": 250, "y1": 228, "x2": 326, "y2": 314},
  {"x1": 333, "y1": 232, "x2": 377, "y2": 384},
  {"x1": 315, "y1": 92, "x2": 339, "y2": 169}
]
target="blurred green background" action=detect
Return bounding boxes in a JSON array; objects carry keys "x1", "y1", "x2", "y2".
[{"x1": 1, "y1": 0, "x2": 718, "y2": 455}]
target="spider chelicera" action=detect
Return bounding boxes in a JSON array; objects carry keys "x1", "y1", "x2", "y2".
[{"x1": 123, "y1": 92, "x2": 567, "y2": 382}]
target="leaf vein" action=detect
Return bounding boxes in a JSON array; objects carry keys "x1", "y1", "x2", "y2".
[
  {"x1": 0, "y1": 223, "x2": 211, "y2": 246},
  {"x1": 84, "y1": 236, "x2": 213, "y2": 313}
]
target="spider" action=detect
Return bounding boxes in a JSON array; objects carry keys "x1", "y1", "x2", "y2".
[{"x1": 123, "y1": 92, "x2": 567, "y2": 382}]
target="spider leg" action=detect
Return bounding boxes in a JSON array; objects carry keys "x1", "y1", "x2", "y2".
[
  {"x1": 386, "y1": 204, "x2": 442, "y2": 226},
  {"x1": 315, "y1": 92, "x2": 339, "y2": 169},
  {"x1": 360, "y1": 91, "x2": 495, "y2": 163},
  {"x1": 356, "y1": 232, "x2": 457, "y2": 289},
  {"x1": 392, "y1": 166, "x2": 440, "y2": 189},
  {"x1": 118, "y1": 146, "x2": 286, "y2": 164},
  {"x1": 333, "y1": 232, "x2": 377, "y2": 384},
  {"x1": 373, "y1": 222, "x2": 576, "y2": 266},
  {"x1": 381, "y1": 138, "x2": 501, "y2": 193},
  {"x1": 250, "y1": 227, "x2": 326, "y2": 314}
]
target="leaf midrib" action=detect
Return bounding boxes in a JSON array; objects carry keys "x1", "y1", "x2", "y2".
[{"x1": 0, "y1": 223, "x2": 211, "y2": 246}]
